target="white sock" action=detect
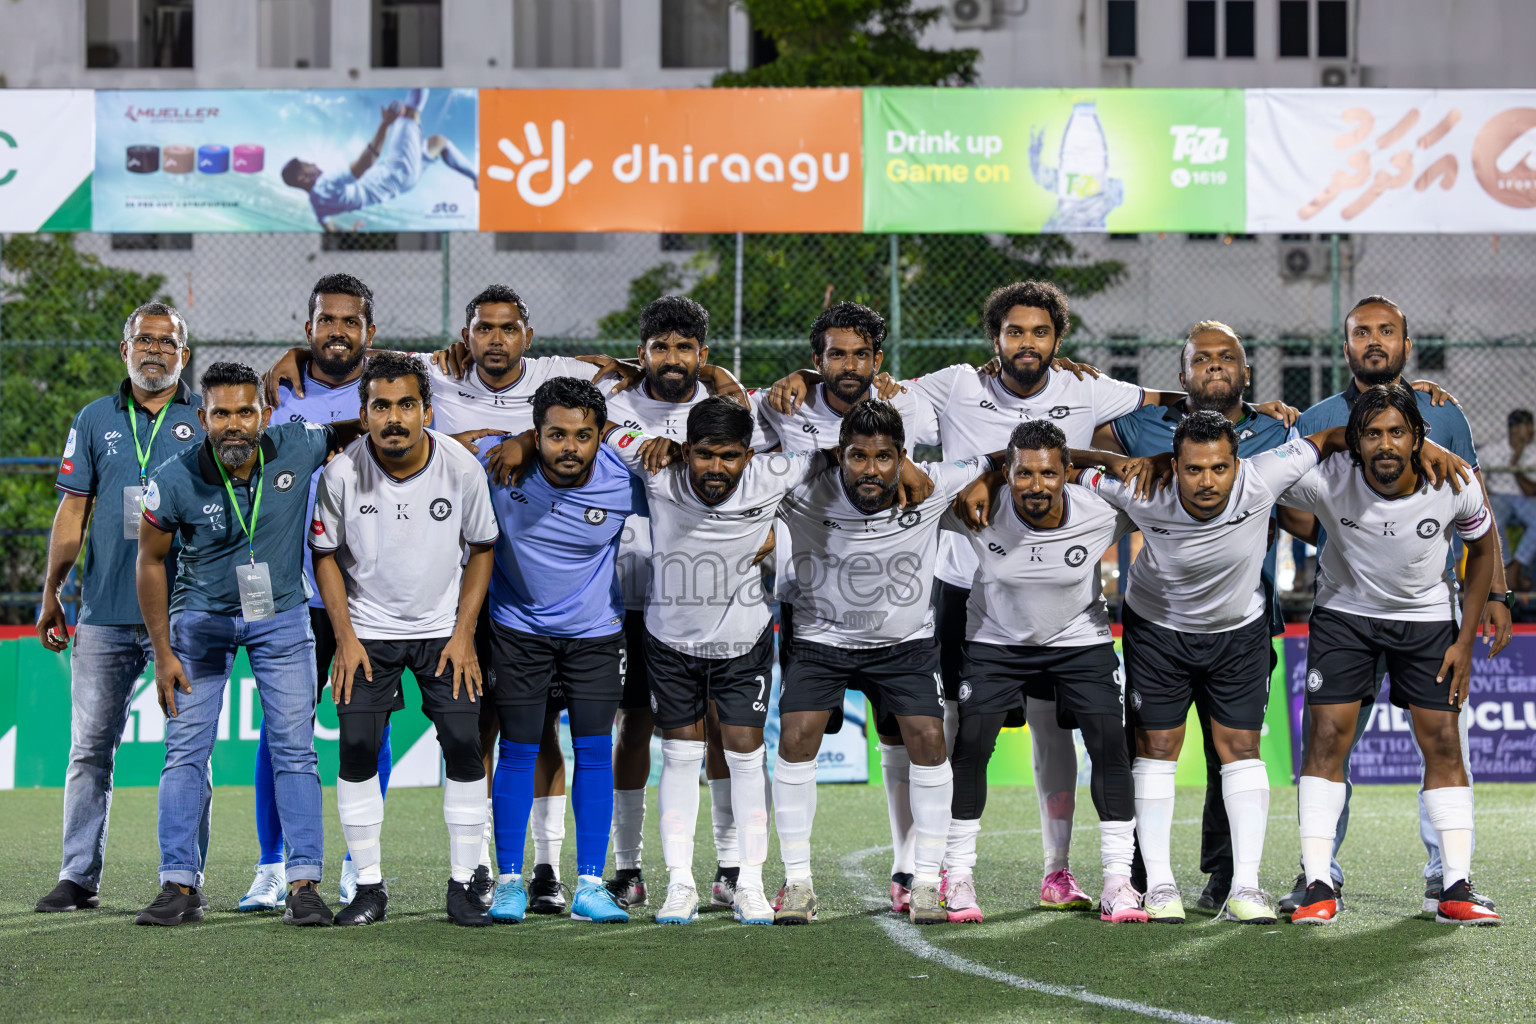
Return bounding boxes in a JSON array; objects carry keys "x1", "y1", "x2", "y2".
[
  {"x1": 942, "y1": 701, "x2": 960, "y2": 757},
  {"x1": 659, "y1": 739, "x2": 705, "y2": 888},
  {"x1": 337, "y1": 775, "x2": 385, "y2": 886},
  {"x1": 709, "y1": 777, "x2": 739, "y2": 868},
  {"x1": 1132, "y1": 758, "x2": 1178, "y2": 891},
  {"x1": 724, "y1": 746, "x2": 769, "y2": 892},
  {"x1": 612, "y1": 788, "x2": 646, "y2": 872},
  {"x1": 1423, "y1": 786, "x2": 1474, "y2": 888},
  {"x1": 945, "y1": 817, "x2": 982, "y2": 877},
  {"x1": 1298, "y1": 775, "x2": 1346, "y2": 886},
  {"x1": 531, "y1": 795, "x2": 566, "y2": 877},
  {"x1": 908, "y1": 761, "x2": 954, "y2": 886},
  {"x1": 443, "y1": 778, "x2": 487, "y2": 885},
  {"x1": 1221, "y1": 758, "x2": 1270, "y2": 892},
  {"x1": 1027, "y1": 697, "x2": 1077, "y2": 874},
  {"x1": 1099, "y1": 819, "x2": 1135, "y2": 878},
  {"x1": 773, "y1": 757, "x2": 818, "y2": 884},
  {"x1": 879, "y1": 743, "x2": 915, "y2": 877},
  {"x1": 479, "y1": 795, "x2": 494, "y2": 870}
]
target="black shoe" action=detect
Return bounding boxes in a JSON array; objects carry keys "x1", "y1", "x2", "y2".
[
  {"x1": 283, "y1": 881, "x2": 334, "y2": 926},
  {"x1": 36, "y1": 879, "x2": 100, "y2": 913},
  {"x1": 605, "y1": 868, "x2": 646, "y2": 908},
  {"x1": 1423, "y1": 874, "x2": 1496, "y2": 915},
  {"x1": 891, "y1": 871, "x2": 915, "y2": 891},
  {"x1": 1197, "y1": 876, "x2": 1231, "y2": 912},
  {"x1": 469, "y1": 864, "x2": 495, "y2": 909},
  {"x1": 529, "y1": 864, "x2": 566, "y2": 915},
  {"x1": 447, "y1": 879, "x2": 493, "y2": 926},
  {"x1": 134, "y1": 882, "x2": 204, "y2": 926},
  {"x1": 335, "y1": 883, "x2": 388, "y2": 926}
]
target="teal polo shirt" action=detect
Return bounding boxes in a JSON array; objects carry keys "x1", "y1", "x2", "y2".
[
  {"x1": 142, "y1": 420, "x2": 336, "y2": 616},
  {"x1": 55, "y1": 379, "x2": 204, "y2": 626}
]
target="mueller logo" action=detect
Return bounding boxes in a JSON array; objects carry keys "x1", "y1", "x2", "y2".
[
  {"x1": 124, "y1": 105, "x2": 219, "y2": 123},
  {"x1": 1473, "y1": 108, "x2": 1536, "y2": 209}
]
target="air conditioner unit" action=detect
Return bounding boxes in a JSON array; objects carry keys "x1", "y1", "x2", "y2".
[
  {"x1": 947, "y1": 0, "x2": 996, "y2": 30},
  {"x1": 1280, "y1": 240, "x2": 1350, "y2": 282},
  {"x1": 1319, "y1": 65, "x2": 1350, "y2": 88}
]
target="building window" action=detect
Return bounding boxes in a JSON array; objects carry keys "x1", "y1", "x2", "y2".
[
  {"x1": 1108, "y1": 233, "x2": 1141, "y2": 243},
  {"x1": 1416, "y1": 336, "x2": 1447, "y2": 371},
  {"x1": 371, "y1": 0, "x2": 441, "y2": 69},
  {"x1": 1105, "y1": 0, "x2": 1136, "y2": 58},
  {"x1": 495, "y1": 233, "x2": 608, "y2": 253},
  {"x1": 1186, "y1": 233, "x2": 1219, "y2": 242},
  {"x1": 660, "y1": 233, "x2": 708, "y2": 252},
  {"x1": 1224, "y1": 0, "x2": 1254, "y2": 57},
  {"x1": 321, "y1": 232, "x2": 443, "y2": 252},
  {"x1": 1110, "y1": 365, "x2": 1140, "y2": 387},
  {"x1": 111, "y1": 233, "x2": 193, "y2": 251},
  {"x1": 1185, "y1": 0, "x2": 1217, "y2": 58},
  {"x1": 1317, "y1": 0, "x2": 1349, "y2": 58},
  {"x1": 86, "y1": 0, "x2": 194, "y2": 68},
  {"x1": 662, "y1": 0, "x2": 729, "y2": 68},
  {"x1": 1278, "y1": 0, "x2": 1309, "y2": 56},
  {"x1": 260, "y1": 0, "x2": 330, "y2": 68},
  {"x1": 514, "y1": 0, "x2": 622, "y2": 69}
]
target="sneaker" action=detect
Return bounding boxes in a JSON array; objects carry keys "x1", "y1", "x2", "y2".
[
  {"x1": 447, "y1": 879, "x2": 493, "y2": 927},
  {"x1": 1217, "y1": 886, "x2": 1278, "y2": 924},
  {"x1": 711, "y1": 866, "x2": 739, "y2": 909},
  {"x1": 909, "y1": 881, "x2": 946, "y2": 925},
  {"x1": 528, "y1": 864, "x2": 566, "y2": 915},
  {"x1": 238, "y1": 862, "x2": 286, "y2": 912},
  {"x1": 604, "y1": 868, "x2": 646, "y2": 909},
  {"x1": 944, "y1": 875, "x2": 984, "y2": 924},
  {"x1": 469, "y1": 864, "x2": 495, "y2": 910},
  {"x1": 1278, "y1": 872, "x2": 1307, "y2": 915},
  {"x1": 134, "y1": 882, "x2": 204, "y2": 927},
  {"x1": 338, "y1": 857, "x2": 359, "y2": 907},
  {"x1": 1039, "y1": 868, "x2": 1092, "y2": 911},
  {"x1": 1290, "y1": 879, "x2": 1340, "y2": 925},
  {"x1": 1196, "y1": 875, "x2": 1231, "y2": 912},
  {"x1": 1423, "y1": 875, "x2": 1496, "y2": 916},
  {"x1": 1435, "y1": 879, "x2": 1501, "y2": 926},
  {"x1": 774, "y1": 881, "x2": 818, "y2": 925},
  {"x1": 773, "y1": 880, "x2": 786, "y2": 911},
  {"x1": 36, "y1": 879, "x2": 99, "y2": 913},
  {"x1": 1143, "y1": 883, "x2": 1186, "y2": 924},
  {"x1": 890, "y1": 871, "x2": 914, "y2": 913},
  {"x1": 1100, "y1": 879, "x2": 1147, "y2": 924},
  {"x1": 732, "y1": 885, "x2": 776, "y2": 925},
  {"x1": 335, "y1": 883, "x2": 388, "y2": 926},
  {"x1": 572, "y1": 878, "x2": 630, "y2": 923},
  {"x1": 655, "y1": 883, "x2": 699, "y2": 924},
  {"x1": 283, "y1": 881, "x2": 334, "y2": 926},
  {"x1": 490, "y1": 877, "x2": 527, "y2": 923}
]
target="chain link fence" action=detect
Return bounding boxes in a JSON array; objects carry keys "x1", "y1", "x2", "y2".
[{"x1": 5, "y1": 229, "x2": 1536, "y2": 621}]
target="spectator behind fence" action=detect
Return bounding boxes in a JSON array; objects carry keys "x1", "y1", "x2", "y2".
[{"x1": 1478, "y1": 409, "x2": 1536, "y2": 591}]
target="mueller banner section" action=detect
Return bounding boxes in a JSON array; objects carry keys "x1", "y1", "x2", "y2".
[
  {"x1": 477, "y1": 89, "x2": 862, "y2": 232},
  {"x1": 0, "y1": 90, "x2": 94, "y2": 231},
  {"x1": 1246, "y1": 89, "x2": 1536, "y2": 233},
  {"x1": 862, "y1": 88, "x2": 1245, "y2": 233},
  {"x1": 94, "y1": 88, "x2": 478, "y2": 232}
]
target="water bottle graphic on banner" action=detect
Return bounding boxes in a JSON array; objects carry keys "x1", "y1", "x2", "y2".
[{"x1": 1030, "y1": 102, "x2": 1125, "y2": 231}]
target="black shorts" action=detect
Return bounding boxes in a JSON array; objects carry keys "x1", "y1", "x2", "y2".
[
  {"x1": 618, "y1": 609, "x2": 652, "y2": 712},
  {"x1": 644, "y1": 624, "x2": 775, "y2": 730},
  {"x1": 1121, "y1": 604, "x2": 1272, "y2": 732},
  {"x1": 1305, "y1": 607, "x2": 1460, "y2": 712},
  {"x1": 338, "y1": 637, "x2": 480, "y2": 717},
  {"x1": 486, "y1": 622, "x2": 625, "y2": 707},
  {"x1": 958, "y1": 640, "x2": 1123, "y2": 725},
  {"x1": 311, "y1": 605, "x2": 336, "y2": 703},
  {"x1": 781, "y1": 636, "x2": 945, "y2": 721}
]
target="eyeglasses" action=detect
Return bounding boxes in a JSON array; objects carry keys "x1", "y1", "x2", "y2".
[{"x1": 130, "y1": 336, "x2": 182, "y2": 353}]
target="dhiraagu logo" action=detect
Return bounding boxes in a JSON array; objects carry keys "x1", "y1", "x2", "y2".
[
  {"x1": 0, "y1": 131, "x2": 18, "y2": 187},
  {"x1": 487, "y1": 120, "x2": 594, "y2": 208}
]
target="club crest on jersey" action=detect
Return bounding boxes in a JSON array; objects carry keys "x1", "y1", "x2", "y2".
[
  {"x1": 273, "y1": 470, "x2": 297, "y2": 492},
  {"x1": 1048, "y1": 406, "x2": 1070, "y2": 419},
  {"x1": 430, "y1": 498, "x2": 452, "y2": 521},
  {"x1": 1129, "y1": 689, "x2": 1142, "y2": 710},
  {"x1": 172, "y1": 422, "x2": 194, "y2": 441},
  {"x1": 584, "y1": 507, "x2": 608, "y2": 525},
  {"x1": 1064, "y1": 545, "x2": 1088, "y2": 567},
  {"x1": 1306, "y1": 668, "x2": 1324, "y2": 693},
  {"x1": 897, "y1": 509, "x2": 921, "y2": 529},
  {"x1": 1416, "y1": 518, "x2": 1440, "y2": 539}
]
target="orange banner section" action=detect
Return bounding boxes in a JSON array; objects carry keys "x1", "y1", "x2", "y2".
[{"x1": 478, "y1": 89, "x2": 862, "y2": 232}]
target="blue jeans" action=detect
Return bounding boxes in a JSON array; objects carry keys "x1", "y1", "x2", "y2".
[
  {"x1": 158, "y1": 605, "x2": 322, "y2": 886},
  {"x1": 60, "y1": 624, "x2": 209, "y2": 890}
]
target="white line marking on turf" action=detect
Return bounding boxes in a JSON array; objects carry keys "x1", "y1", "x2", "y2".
[{"x1": 840, "y1": 844, "x2": 1236, "y2": 1024}]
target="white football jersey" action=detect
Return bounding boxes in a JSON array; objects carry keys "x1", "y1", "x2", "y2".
[
  {"x1": 906, "y1": 364, "x2": 1145, "y2": 590},
  {"x1": 311, "y1": 429, "x2": 499, "y2": 640},
  {"x1": 780, "y1": 458, "x2": 989, "y2": 648},
  {"x1": 1281, "y1": 455, "x2": 1491, "y2": 621},
  {"x1": 943, "y1": 482, "x2": 1132, "y2": 647},
  {"x1": 610, "y1": 429, "x2": 818, "y2": 657},
  {"x1": 412, "y1": 353, "x2": 593, "y2": 435},
  {"x1": 1087, "y1": 437, "x2": 1322, "y2": 633}
]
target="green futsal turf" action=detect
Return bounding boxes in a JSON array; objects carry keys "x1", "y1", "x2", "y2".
[{"x1": 1, "y1": 783, "x2": 1531, "y2": 1024}]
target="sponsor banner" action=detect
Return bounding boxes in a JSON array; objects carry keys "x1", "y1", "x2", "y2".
[
  {"x1": 862, "y1": 88, "x2": 1245, "y2": 233},
  {"x1": 0, "y1": 90, "x2": 93, "y2": 231},
  {"x1": 1246, "y1": 89, "x2": 1536, "y2": 233},
  {"x1": 93, "y1": 89, "x2": 478, "y2": 232},
  {"x1": 477, "y1": 89, "x2": 862, "y2": 232}
]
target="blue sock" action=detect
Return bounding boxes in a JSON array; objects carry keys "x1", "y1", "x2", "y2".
[
  {"x1": 378, "y1": 723, "x2": 393, "y2": 798},
  {"x1": 492, "y1": 739, "x2": 538, "y2": 877},
  {"x1": 571, "y1": 734, "x2": 615, "y2": 880},
  {"x1": 254, "y1": 722, "x2": 284, "y2": 865}
]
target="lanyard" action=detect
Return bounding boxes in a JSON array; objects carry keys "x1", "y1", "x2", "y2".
[
  {"x1": 126, "y1": 395, "x2": 173, "y2": 486},
  {"x1": 215, "y1": 448, "x2": 265, "y2": 564}
]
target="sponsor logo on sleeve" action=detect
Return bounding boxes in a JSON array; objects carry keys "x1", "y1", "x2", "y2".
[
  {"x1": 60, "y1": 459, "x2": 73, "y2": 475},
  {"x1": 63, "y1": 429, "x2": 77, "y2": 457},
  {"x1": 311, "y1": 518, "x2": 325, "y2": 535},
  {"x1": 142, "y1": 480, "x2": 161, "y2": 511},
  {"x1": 617, "y1": 430, "x2": 643, "y2": 449}
]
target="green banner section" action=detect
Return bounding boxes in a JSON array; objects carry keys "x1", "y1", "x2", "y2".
[{"x1": 862, "y1": 88, "x2": 1245, "y2": 234}]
